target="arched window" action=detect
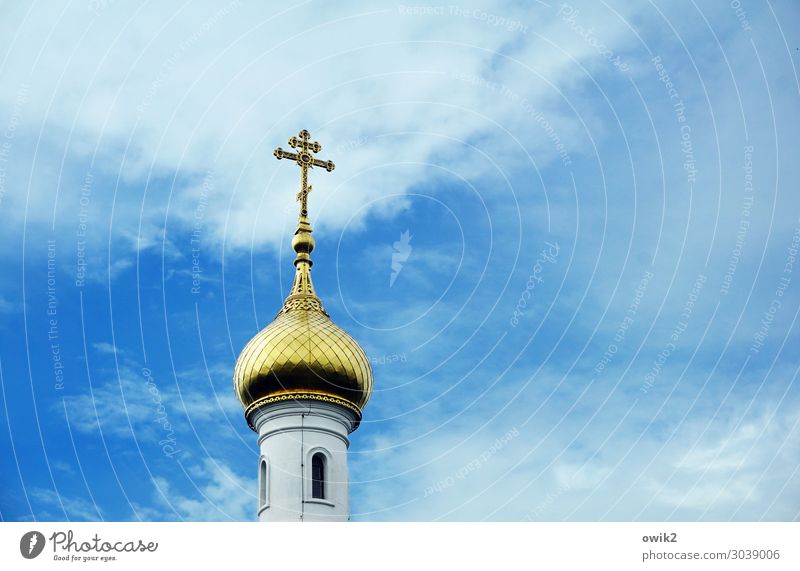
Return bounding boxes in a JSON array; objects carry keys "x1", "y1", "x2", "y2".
[
  {"x1": 259, "y1": 459, "x2": 267, "y2": 507},
  {"x1": 311, "y1": 453, "x2": 325, "y2": 499}
]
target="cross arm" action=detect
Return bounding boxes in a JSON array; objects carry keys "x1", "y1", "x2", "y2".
[
  {"x1": 312, "y1": 158, "x2": 335, "y2": 172},
  {"x1": 274, "y1": 147, "x2": 298, "y2": 161}
]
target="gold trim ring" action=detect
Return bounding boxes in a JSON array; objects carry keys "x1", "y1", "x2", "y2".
[{"x1": 244, "y1": 391, "x2": 362, "y2": 431}]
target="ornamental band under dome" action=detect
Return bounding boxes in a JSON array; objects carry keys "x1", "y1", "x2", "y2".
[{"x1": 233, "y1": 129, "x2": 373, "y2": 522}]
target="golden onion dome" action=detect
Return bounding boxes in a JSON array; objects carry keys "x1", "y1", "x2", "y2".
[{"x1": 234, "y1": 130, "x2": 373, "y2": 430}]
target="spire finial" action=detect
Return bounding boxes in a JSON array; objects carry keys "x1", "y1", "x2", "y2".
[{"x1": 273, "y1": 130, "x2": 336, "y2": 315}]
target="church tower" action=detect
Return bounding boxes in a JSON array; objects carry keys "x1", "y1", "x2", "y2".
[{"x1": 233, "y1": 130, "x2": 373, "y2": 522}]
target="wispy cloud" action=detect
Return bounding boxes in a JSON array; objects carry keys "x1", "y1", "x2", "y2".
[
  {"x1": 30, "y1": 487, "x2": 102, "y2": 521},
  {"x1": 132, "y1": 458, "x2": 255, "y2": 521}
]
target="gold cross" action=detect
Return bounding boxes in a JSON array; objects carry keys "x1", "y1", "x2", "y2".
[{"x1": 274, "y1": 129, "x2": 335, "y2": 218}]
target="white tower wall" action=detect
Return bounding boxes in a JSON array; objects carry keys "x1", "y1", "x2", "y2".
[{"x1": 250, "y1": 400, "x2": 358, "y2": 522}]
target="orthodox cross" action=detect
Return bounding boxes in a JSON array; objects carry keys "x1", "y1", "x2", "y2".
[{"x1": 274, "y1": 129, "x2": 335, "y2": 218}]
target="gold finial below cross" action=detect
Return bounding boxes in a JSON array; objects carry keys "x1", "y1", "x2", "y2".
[{"x1": 274, "y1": 129, "x2": 335, "y2": 218}]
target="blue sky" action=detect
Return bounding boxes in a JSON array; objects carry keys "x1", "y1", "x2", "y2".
[{"x1": 0, "y1": 0, "x2": 798, "y2": 521}]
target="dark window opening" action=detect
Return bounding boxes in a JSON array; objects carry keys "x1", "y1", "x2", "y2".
[
  {"x1": 311, "y1": 453, "x2": 325, "y2": 499},
  {"x1": 259, "y1": 460, "x2": 267, "y2": 506}
]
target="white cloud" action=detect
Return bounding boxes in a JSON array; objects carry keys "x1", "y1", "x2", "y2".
[
  {"x1": 30, "y1": 487, "x2": 102, "y2": 521},
  {"x1": 62, "y1": 362, "x2": 241, "y2": 442},
  {"x1": 0, "y1": 0, "x2": 641, "y2": 256},
  {"x1": 91, "y1": 341, "x2": 119, "y2": 355},
  {"x1": 350, "y1": 359, "x2": 800, "y2": 521},
  {"x1": 133, "y1": 458, "x2": 255, "y2": 521}
]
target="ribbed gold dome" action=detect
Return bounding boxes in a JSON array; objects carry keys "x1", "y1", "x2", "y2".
[
  {"x1": 234, "y1": 130, "x2": 373, "y2": 429},
  {"x1": 234, "y1": 299, "x2": 372, "y2": 419}
]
